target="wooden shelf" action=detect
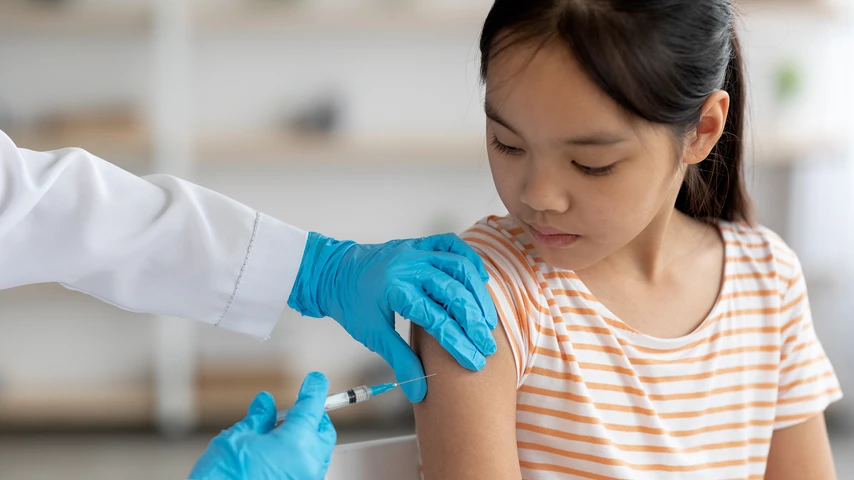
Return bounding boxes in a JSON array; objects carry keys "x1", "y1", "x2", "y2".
[
  {"x1": 0, "y1": 1, "x2": 839, "y2": 38},
  {"x1": 7, "y1": 126, "x2": 151, "y2": 171},
  {"x1": 0, "y1": 386, "x2": 154, "y2": 428},
  {"x1": 0, "y1": 3, "x2": 150, "y2": 35},
  {"x1": 197, "y1": 129, "x2": 847, "y2": 167},
  {"x1": 195, "y1": 1, "x2": 844, "y2": 35},
  {"x1": 195, "y1": 131, "x2": 487, "y2": 167},
  {"x1": 6, "y1": 125, "x2": 845, "y2": 169},
  {"x1": 195, "y1": 4, "x2": 490, "y2": 34}
]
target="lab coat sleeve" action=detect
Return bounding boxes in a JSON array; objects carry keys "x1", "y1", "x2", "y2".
[{"x1": 0, "y1": 130, "x2": 308, "y2": 340}]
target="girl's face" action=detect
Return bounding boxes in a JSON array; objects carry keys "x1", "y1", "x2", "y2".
[{"x1": 485, "y1": 42, "x2": 686, "y2": 271}]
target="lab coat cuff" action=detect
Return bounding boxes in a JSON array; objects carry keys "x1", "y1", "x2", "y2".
[{"x1": 216, "y1": 213, "x2": 308, "y2": 340}]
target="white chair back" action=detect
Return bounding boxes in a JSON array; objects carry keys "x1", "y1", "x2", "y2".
[{"x1": 325, "y1": 434, "x2": 420, "y2": 480}]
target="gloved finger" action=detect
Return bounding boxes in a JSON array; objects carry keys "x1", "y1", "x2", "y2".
[
  {"x1": 280, "y1": 372, "x2": 330, "y2": 433},
  {"x1": 226, "y1": 391, "x2": 277, "y2": 435},
  {"x1": 365, "y1": 313, "x2": 428, "y2": 401},
  {"x1": 427, "y1": 252, "x2": 498, "y2": 331},
  {"x1": 421, "y1": 269, "x2": 497, "y2": 357},
  {"x1": 317, "y1": 413, "x2": 337, "y2": 447},
  {"x1": 389, "y1": 285, "x2": 484, "y2": 372},
  {"x1": 414, "y1": 233, "x2": 489, "y2": 283},
  {"x1": 317, "y1": 414, "x2": 337, "y2": 477}
]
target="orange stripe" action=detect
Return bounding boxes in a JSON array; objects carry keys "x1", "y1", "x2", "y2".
[
  {"x1": 727, "y1": 253, "x2": 774, "y2": 263},
  {"x1": 527, "y1": 366, "x2": 646, "y2": 397},
  {"x1": 776, "y1": 255, "x2": 794, "y2": 269},
  {"x1": 559, "y1": 306, "x2": 600, "y2": 316},
  {"x1": 720, "y1": 225, "x2": 769, "y2": 240},
  {"x1": 516, "y1": 403, "x2": 775, "y2": 437},
  {"x1": 475, "y1": 228, "x2": 541, "y2": 279},
  {"x1": 778, "y1": 387, "x2": 841, "y2": 406},
  {"x1": 619, "y1": 326, "x2": 779, "y2": 355},
  {"x1": 571, "y1": 342, "x2": 626, "y2": 356},
  {"x1": 698, "y1": 304, "x2": 799, "y2": 333},
  {"x1": 576, "y1": 360, "x2": 638, "y2": 377},
  {"x1": 482, "y1": 262, "x2": 526, "y2": 333},
  {"x1": 629, "y1": 345, "x2": 779, "y2": 366},
  {"x1": 787, "y1": 271, "x2": 803, "y2": 289},
  {"x1": 468, "y1": 236, "x2": 560, "y2": 325},
  {"x1": 543, "y1": 270, "x2": 581, "y2": 280},
  {"x1": 537, "y1": 320, "x2": 780, "y2": 356},
  {"x1": 507, "y1": 227, "x2": 524, "y2": 235},
  {"x1": 647, "y1": 382, "x2": 777, "y2": 401},
  {"x1": 726, "y1": 271, "x2": 791, "y2": 285},
  {"x1": 549, "y1": 360, "x2": 778, "y2": 385},
  {"x1": 518, "y1": 385, "x2": 776, "y2": 419},
  {"x1": 719, "y1": 289, "x2": 783, "y2": 300},
  {"x1": 781, "y1": 338, "x2": 819, "y2": 361},
  {"x1": 485, "y1": 281, "x2": 523, "y2": 376},
  {"x1": 779, "y1": 371, "x2": 835, "y2": 393},
  {"x1": 549, "y1": 286, "x2": 598, "y2": 301},
  {"x1": 517, "y1": 422, "x2": 771, "y2": 454},
  {"x1": 781, "y1": 314, "x2": 805, "y2": 333},
  {"x1": 637, "y1": 362, "x2": 779, "y2": 384},
  {"x1": 518, "y1": 461, "x2": 620, "y2": 480},
  {"x1": 725, "y1": 240, "x2": 771, "y2": 249},
  {"x1": 536, "y1": 344, "x2": 778, "y2": 367},
  {"x1": 563, "y1": 324, "x2": 613, "y2": 335},
  {"x1": 659, "y1": 401, "x2": 776, "y2": 420},
  {"x1": 780, "y1": 291, "x2": 806, "y2": 313},
  {"x1": 518, "y1": 441, "x2": 766, "y2": 472},
  {"x1": 482, "y1": 263, "x2": 532, "y2": 367},
  {"x1": 775, "y1": 410, "x2": 824, "y2": 424},
  {"x1": 780, "y1": 355, "x2": 824, "y2": 375}
]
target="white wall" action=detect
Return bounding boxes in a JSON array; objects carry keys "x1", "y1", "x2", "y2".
[{"x1": 0, "y1": 3, "x2": 851, "y2": 422}]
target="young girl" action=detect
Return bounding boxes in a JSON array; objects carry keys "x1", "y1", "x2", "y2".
[{"x1": 413, "y1": 1, "x2": 842, "y2": 479}]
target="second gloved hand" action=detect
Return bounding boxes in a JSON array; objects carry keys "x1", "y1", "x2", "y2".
[
  {"x1": 288, "y1": 233, "x2": 498, "y2": 402},
  {"x1": 189, "y1": 372, "x2": 336, "y2": 480}
]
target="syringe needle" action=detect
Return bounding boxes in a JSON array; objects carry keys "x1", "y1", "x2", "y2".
[{"x1": 395, "y1": 373, "x2": 437, "y2": 387}]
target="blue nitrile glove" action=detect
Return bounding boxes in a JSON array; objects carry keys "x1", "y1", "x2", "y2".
[
  {"x1": 189, "y1": 372, "x2": 336, "y2": 480},
  {"x1": 288, "y1": 233, "x2": 499, "y2": 403}
]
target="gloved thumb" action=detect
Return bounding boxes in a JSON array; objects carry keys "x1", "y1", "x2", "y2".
[
  {"x1": 281, "y1": 372, "x2": 330, "y2": 432},
  {"x1": 376, "y1": 332, "x2": 427, "y2": 403},
  {"x1": 244, "y1": 391, "x2": 278, "y2": 434}
]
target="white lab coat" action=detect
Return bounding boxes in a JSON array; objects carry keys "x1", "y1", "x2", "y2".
[{"x1": 0, "y1": 130, "x2": 307, "y2": 340}]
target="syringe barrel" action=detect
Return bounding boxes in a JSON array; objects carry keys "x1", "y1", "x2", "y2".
[{"x1": 324, "y1": 385, "x2": 371, "y2": 411}]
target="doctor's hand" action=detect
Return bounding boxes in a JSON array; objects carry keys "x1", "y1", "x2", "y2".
[
  {"x1": 189, "y1": 373, "x2": 336, "y2": 480},
  {"x1": 288, "y1": 232, "x2": 499, "y2": 402}
]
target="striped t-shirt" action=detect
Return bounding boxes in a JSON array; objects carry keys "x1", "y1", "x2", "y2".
[{"x1": 461, "y1": 215, "x2": 842, "y2": 480}]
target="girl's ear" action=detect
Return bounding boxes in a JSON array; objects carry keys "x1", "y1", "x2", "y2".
[{"x1": 684, "y1": 90, "x2": 730, "y2": 166}]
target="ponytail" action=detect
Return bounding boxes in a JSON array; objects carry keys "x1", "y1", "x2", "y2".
[{"x1": 676, "y1": 27, "x2": 753, "y2": 223}]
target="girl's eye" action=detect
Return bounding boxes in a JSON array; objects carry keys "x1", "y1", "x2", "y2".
[
  {"x1": 489, "y1": 136, "x2": 525, "y2": 156},
  {"x1": 573, "y1": 162, "x2": 615, "y2": 176}
]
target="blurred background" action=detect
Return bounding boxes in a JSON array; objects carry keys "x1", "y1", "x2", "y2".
[{"x1": 0, "y1": 0, "x2": 852, "y2": 478}]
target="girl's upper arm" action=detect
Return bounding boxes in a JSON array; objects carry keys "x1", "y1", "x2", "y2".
[
  {"x1": 764, "y1": 414, "x2": 837, "y2": 480},
  {"x1": 413, "y1": 321, "x2": 522, "y2": 480},
  {"x1": 766, "y1": 251, "x2": 841, "y2": 478}
]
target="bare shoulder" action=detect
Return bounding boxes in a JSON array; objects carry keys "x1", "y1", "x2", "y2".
[{"x1": 412, "y1": 322, "x2": 522, "y2": 480}]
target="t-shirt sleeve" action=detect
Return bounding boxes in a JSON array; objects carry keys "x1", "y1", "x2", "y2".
[
  {"x1": 463, "y1": 223, "x2": 541, "y2": 387},
  {"x1": 774, "y1": 254, "x2": 843, "y2": 430}
]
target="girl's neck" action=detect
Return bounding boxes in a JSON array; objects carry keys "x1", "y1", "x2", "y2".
[{"x1": 580, "y1": 208, "x2": 710, "y2": 284}]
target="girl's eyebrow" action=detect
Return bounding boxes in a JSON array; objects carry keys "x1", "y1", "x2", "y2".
[
  {"x1": 484, "y1": 100, "x2": 520, "y2": 135},
  {"x1": 484, "y1": 100, "x2": 630, "y2": 147}
]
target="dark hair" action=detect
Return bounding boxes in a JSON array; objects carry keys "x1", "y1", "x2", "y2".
[{"x1": 479, "y1": 0, "x2": 753, "y2": 223}]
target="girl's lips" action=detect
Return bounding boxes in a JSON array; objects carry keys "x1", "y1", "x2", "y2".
[{"x1": 527, "y1": 223, "x2": 580, "y2": 248}]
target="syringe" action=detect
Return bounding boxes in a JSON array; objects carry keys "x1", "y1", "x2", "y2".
[{"x1": 275, "y1": 374, "x2": 436, "y2": 424}]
